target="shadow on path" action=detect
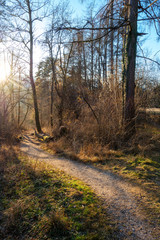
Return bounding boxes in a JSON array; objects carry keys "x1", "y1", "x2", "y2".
[{"x1": 20, "y1": 134, "x2": 160, "y2": 240}]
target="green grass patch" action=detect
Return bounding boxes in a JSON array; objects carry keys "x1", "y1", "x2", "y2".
[
  {"x1": 92, "y1": 125, "x2": 160, "y2": 227},
  {"x1": 43, "y1": 124, "x2": 160, "y2": 228},
  {"x1": 0, "y1": 145, "x2": 118, "y2": 240}
]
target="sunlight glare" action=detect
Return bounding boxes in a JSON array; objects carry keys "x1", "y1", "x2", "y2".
[{"x1": 0, "y1": 59, "x2": 10, "y2": 82}]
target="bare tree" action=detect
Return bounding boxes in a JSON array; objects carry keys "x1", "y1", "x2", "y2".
[
  {"x1": 26, "y1": 0, "x2": 42, "y2": 132},
  {"x1": 4, "y1": 0, "x2": 50, "y2": 132}
]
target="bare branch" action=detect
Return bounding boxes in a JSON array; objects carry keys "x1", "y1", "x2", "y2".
[{"x1": 137, "y1": 55, "x2": 160, "y2": 67}]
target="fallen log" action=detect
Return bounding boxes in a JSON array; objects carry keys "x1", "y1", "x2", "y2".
[{"x1": 34, "y1": 131, "x2": 53, "y2": 142}]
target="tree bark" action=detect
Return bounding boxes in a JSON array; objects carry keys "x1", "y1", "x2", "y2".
[
  {"x1": 103, "y1": 38, "x2": 107, "y2": 84},
  {"x1": 110, "y1": 0, "x2": 114, "y2": 78},
  {"x1": 18, "y1": 68, "x2": 21, "y2": 126},
  {"x1": 27, "y1": 0, "x2": 42, "y2": 133},
  {"x1": 50, "y1": 55, "x2": 57, "y2": 128},
  {"x1": 124, "y1": 0, "x2": 138, "y2": 138},
  {"x1": 91, "y1": 23, "x2": 94, "y2": 90}
]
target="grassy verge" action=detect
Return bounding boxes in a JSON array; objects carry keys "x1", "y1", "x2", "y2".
[
  {"x1": 43, "y1": 124, "x2": 160, "y2": 227},
  {"x1": 0, "y1": 144, "x2": 118, "y2": 240}
]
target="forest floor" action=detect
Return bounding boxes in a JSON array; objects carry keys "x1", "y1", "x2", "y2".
[
  {"x1": 20, "y1": 132, "x2": 160, "y2": 240},
  {"x1": 0, "y1": 143, "x2": 118, "y2": 240}
]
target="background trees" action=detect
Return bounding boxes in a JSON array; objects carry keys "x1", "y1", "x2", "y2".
[
  {"x1": 0, "y1": 0, "x2": 159, "y2": 143},
  {"x1": 2, "y1": 0, "x2": 50, "y2": 132}
]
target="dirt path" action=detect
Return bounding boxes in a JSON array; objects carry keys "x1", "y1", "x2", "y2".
[{"x1": 20, "y1": 134, "x2": 159, "y2": 240}]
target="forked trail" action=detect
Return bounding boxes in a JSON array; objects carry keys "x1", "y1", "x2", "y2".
[{"x1": 21, "y1": 133, "x2": 159, "y2": 240}]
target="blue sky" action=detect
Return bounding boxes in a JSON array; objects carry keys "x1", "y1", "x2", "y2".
[
  {"x1": 69, "y1": 0, "x2": 159, "y2": 51},
  {"x1": 141, "y1": 27, "x2": 160, "y2": 57},
  {"x1": 0, "y1": 0, "x2": 159, "y2": 82},
  {"x1": 69, "y1": 0, "x2": 86, "y2": 17},
  {"x1": 69, "y1": 0, "x2": 160, "y2": 79}
]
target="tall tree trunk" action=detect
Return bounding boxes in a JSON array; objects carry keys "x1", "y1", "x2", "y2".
[
  {"x1": 115, "y1": 29, "x2": 119, "y2": 85},
  {"x1": 27, "y1": 0, "x2": 42, "y2": 133},
  {"x1": 10, "y1": 52, "x2": 14, "y2": 123},
  {"x1": 98, "y1": 37, "x2": 102, "y2": 88},
  {"x1": 18, "y1": 68, "x2": 21, "y2": 126},
  {"x1": 77, "y1": 31, "x2": 82, "y2": 85},
  {"x1": 50, "y1": 56, "x2": 56, "y2": 128},
  {"x1": 124, "y1": 0, "x2": 138, "y2": 138},
  {"x1": 103, "y1": 38, "x2": 107, "y2": 84},
  {"x1": 110, "y1": 0, "x2": 114, "y2": 80},
  {"x1": 82, "y1": 36, "x2": 87, "y2": 85},
  {"x1": 91, "y1": 24, "x2": 94, "y2": 90}
]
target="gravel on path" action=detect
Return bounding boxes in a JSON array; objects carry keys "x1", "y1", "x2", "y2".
[{"x1": 20, "y1": 134, "x2": 159, "y2": 240}]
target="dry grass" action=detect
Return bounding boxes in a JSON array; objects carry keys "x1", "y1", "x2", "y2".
[
  {"x1": 43, "y1": 123, "x2": 160, "y2": 230},
  {"x1": 0, "y1": 143, "x2": 118, "y2": 240},
  {"x1": 46, "y1": 86, "x2": 123, "y2": 152}
]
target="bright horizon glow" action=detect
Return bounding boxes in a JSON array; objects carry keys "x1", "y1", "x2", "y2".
[{"x1": 0, "y1": 55, "x2": 10, "y2": 83}]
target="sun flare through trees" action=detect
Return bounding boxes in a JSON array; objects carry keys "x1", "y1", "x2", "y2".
[{"x1": 0, "y1": 0, "x2": 159, "y2": 140}]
